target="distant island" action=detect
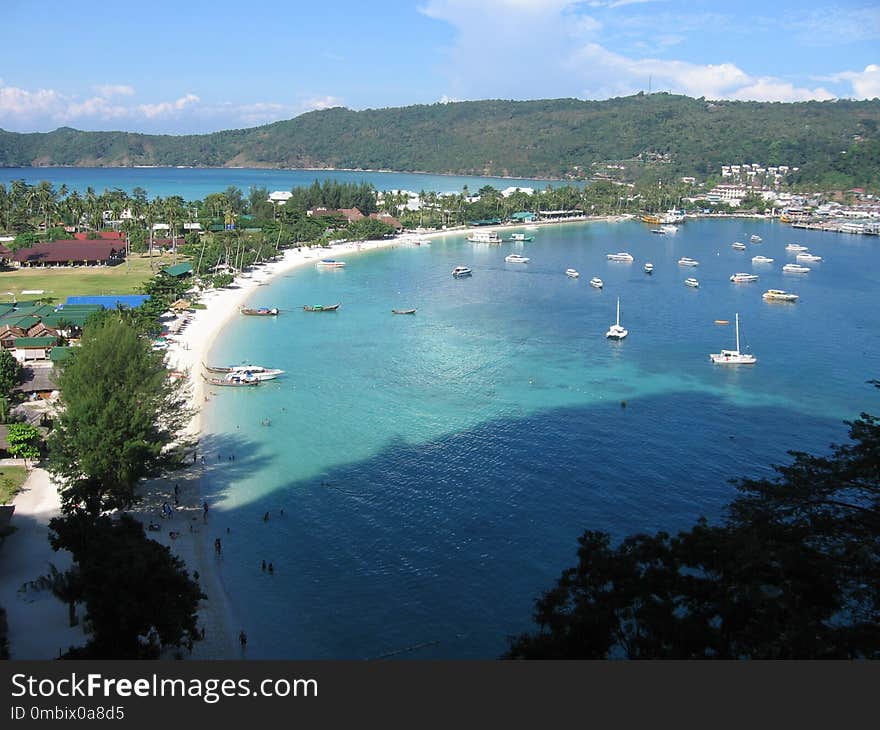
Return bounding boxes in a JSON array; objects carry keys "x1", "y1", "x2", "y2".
[{"x1": 1, "y1": 94, "x2": 879, "y2": 190}]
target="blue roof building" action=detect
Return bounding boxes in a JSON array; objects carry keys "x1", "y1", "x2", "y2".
[{"x1": 63, "y1": 295, "x2": 150, "y2": 309}]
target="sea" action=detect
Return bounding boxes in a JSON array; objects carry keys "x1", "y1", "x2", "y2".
[
  {"x1": 0, "y1": 167, "x2": 565, "y2": 199},
  {"x1": 200, "y1": 217, "x2": 880, "y2": 659}
]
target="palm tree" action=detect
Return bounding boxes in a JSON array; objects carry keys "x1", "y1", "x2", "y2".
[{"x1": 23, "y1": 563, "x2": 83, "y2": 627}]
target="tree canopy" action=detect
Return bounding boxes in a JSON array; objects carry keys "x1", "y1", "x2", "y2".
[
  {"x1": 506, "y1": 383, "x2": 880, "y2": 659},
  {"x1": 48, "y1": 315, "x2": 192, "y2": 515}
]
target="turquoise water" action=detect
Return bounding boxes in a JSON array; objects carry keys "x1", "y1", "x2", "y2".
[
  {"x1": 0, "y1": 167, "x2": 568, "y2": 199},
  {"x1": 201, "y1": 219, "x2": 880, "y2": 659}
]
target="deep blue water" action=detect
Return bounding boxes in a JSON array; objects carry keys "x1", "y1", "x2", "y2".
[
  {"x1": 199, "y1": 218, "x2": 880, "y2": 658},
  {"x1": 0, "y1": 167, "x2": 567, "y2": 199}
]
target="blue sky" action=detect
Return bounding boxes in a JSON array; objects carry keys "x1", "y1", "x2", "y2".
[{"x1": 1, "y1": 0, "x2": 877, "y2": 134}]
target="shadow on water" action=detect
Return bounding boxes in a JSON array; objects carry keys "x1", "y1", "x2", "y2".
[{"x1": 198, "y1": 390, "x2": 849, "y2": 661}]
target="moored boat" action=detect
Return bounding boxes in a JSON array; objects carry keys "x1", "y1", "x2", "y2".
[
  {"x1": 763, "y1": 289, "x2": 799, "y2": 302},
  {"x1": 510, "y1": 233, "x2": 534, "y2": 242},
  {"x1": 565, "y1": 268, "x2": 579, "y2": 278},
  {"x1": 203, "y1": 363, "x2": 284, "y2": 380},
  {"x1": 452, "y1": 266, "x2": 472, "y2": 278},
  {"x1": 467, "y1": 231, "x2": 502, "y2": 243},
  {"x1": 752, "y1": 255, "x2": 774, "y2": 264},
  {"x1": 316, "y1": 259, "x2": 346, "y2": 267},
  {"x1": 730, "y1": 272, "x2": 759, "y2": 283},
  {"x1": 797, "y1": 253, "x2": 822, "y2": 262},
  {"x1": 684, "y1": 277, "x2": 700, "y2": 288},
  {"x1": 732, "y1": 242, "x2": 747, "y2": 250},
  {"x1": 782, "y1": 263, "x2": 810, "y2": 273},
  {"x1": 392, "y1": 309, "x2": 417, "y2": 315},
  {"x1": 786, "y1": 243, "x2": 809, "y2": 252},
  {"x1": 605, "y1": 297, "x2": 627, "y2": 339},
  {"x1": 650, "y1": 228, "x2": 666, "y2": 235},
  {"x1": 505, "y1": 253, "x2": 530, "y2": 263},
  {"x1": 606, "y1": 252, "x2": 634, "y2": 262},
  {"x1": 202, "y1": 373, "x2": 260, "y2": 387},
  {"x1": 590, "y1": 277, "x2": 604, "y2": 289},
  {"x1": 303, "y1": 303, "x2": 341, "y2": 311},
  {"x1": 750, "y1": 234, "x2": 762, "y2": 243},
  {"x1": 709, "y1": 312, "x2": 756, "y2": 364},
  {"x1": 240, "y1": 306, "x2": 279, "y2": 316},
  {"x1": 678, "y1": 257, "x2": 699, "y2": 266},
  {"x1": 644, "y1": 262, "x2": 654, "y2": 274}
]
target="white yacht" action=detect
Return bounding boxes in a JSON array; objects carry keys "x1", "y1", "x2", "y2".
[
  {"x1": 661, "y1": 224, "x2": 679, "y2": 234},
  {"x1": 452, "y1": 266, "x2": 472, "y2": 278},
  {"x1": 750, "y1": 234, "x2": 762, "y2": 243},
  {"x1": 709, "y1": 313, "x2": 756, "y2": 365},
  {"x1": 763, "y1": 289, "x2": 799, "y2": 302},
  {"x1": 565, "y1": 268, "x2": 579, "y2": 278},
  {"x1": 782, "y1": 263, "x2": 811, "y2": 273},
  {"x1": 590, "y1": 277, "x2": 604, "y2": 289},
  {"x1": 504, "y1": 253, "x2": 530, "y2": 263},
  {"x1": 684, "y1": 277, "x2": 700, "y2": 288},
  {"x1": 797, "y1": 253, "x2": 822, "y2": 262},
  {"x1": 786, "y1": 243, "x2": 809, "y2": 252},
  {"x1": 467, "y1": 231, "x2": 502, "y2": 243},
  {"x1": 752, "y1": 255, "x2": 774, "y2": 264},
  {"x1": 732, "y1": 242, "x2": 747, "y2": 250},
  {"x1": 678, "y1": 257, "x2": 699, "y2": 266},
  {"x1": 730, "y1": 272, "x2": 759, "y2": 283},
  {"x1": 644, "y1": 262, "x2": 654, "y2": 274},
  {"x1": 606, "y1": 252, "x2": 634, "y2": 262},
  {"x1": 605, "y1": 297, "x2": 627, "y2": 340}
]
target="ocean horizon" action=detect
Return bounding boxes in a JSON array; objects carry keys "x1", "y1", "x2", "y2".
[{"x1": 197, "y1": 217, "x2": 880, "y2": 659}]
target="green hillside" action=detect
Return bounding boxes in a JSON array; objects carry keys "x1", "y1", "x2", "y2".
[{"x1": 2, "y1": 94, "x2": 879, "y2": 188}]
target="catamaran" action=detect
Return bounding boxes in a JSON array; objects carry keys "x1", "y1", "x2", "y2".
[
  {"x1": 709, "y1": 313, "x2": 756, "y2": 364},
  {"x1": 605, "y1": 297, "x2": 627, "y2": 339}
]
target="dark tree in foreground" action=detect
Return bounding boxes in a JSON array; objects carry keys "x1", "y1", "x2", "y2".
[
  {"x1": 506, "y1": 383, "x2": 880, "y2": 659},
  {"x1": 50, "y1": 513, "x2": 204, "y2": 659},
  {"x1": 48, "y1": 315, "x2": 192, "y2": 515}
]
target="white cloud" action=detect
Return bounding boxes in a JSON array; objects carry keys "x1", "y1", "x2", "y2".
[
  {"x1": 421, "y1": 1, "x2": 839, "y2": 103},
  {"x1": 301, "y1": 95, "x2": 344, "y2": 111},
  {"x1": 827, "y1": 64, "x2": 880, "y2": 99},
  {"x1": 139, "y1": 93, "x2": 200, "y2": 119},
  {"x1": 94, "y1": 84, "x2": 135, "y2": 97}
]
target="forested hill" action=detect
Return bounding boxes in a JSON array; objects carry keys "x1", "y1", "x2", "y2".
[{"x1": 2, "y1": 94, "x2": 879, "y2": 188}]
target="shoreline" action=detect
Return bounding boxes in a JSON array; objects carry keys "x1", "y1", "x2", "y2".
[{"x1": 160, "y1": 215, "x2": 627, "y2": 657}]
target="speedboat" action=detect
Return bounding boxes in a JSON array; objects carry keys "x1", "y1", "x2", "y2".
[
  {"x1": 750, "y1": 234, "x2": 762, "y2": 243},
  {"x1": 732, "y1": 242, "x2": 747, "y2": 250},
  {"x1": 709, "y1": 313, "x2": 756, "y2": 365},
  {"x1": 752, "y1": 255, "x2": 774, "y2": 264},
  {"x1": 763, "y1": 289, "x2": 799, "y2": 302},
  {"x1": 467, "y1": 231, "x2": 502, "y2": 243},
  {"x1": 204, "y1": 364, "x2": 284, "y2": 381},
  {"x1": 590, "y1": 277, "x2": 604, "y2": 289},
  {"x1": 316, "y1": 259, "x2": 346, "y2": 268},
  {"x1": 505, "y1": 253, "x2": 530, "y2": 263},
  {"x1": 452, "y1": 266, "x2": 472, "y2": 278},
  {"x1": 783, "y1": 263, "x2": 811, "y2": 273},
  {"x1": 684, "y1": 277, "x2": 700, "y2": 288},
  {"x1": 644, "y1": 262, "x2": 654, "y2": 274},
  {"x1": 786, "y1": 243, "x2": 809, "y2": 252},
  {"x1": 605, "y1": 297, "x2": 627, "y2": 339},
  {"x1": 606, "y1": 252, "x2": 634, "y2": 262},
  {"x1": 678, "y1": 257, "x2": 699, "y2": 266},
  {"x1": 661, "y1": 224, "x2": 679, "y2": 234},
  {"x1": 730, "y1": 272, "x2": 759, "y2": 283},
  {"x1": 565, "y1": 268, "x2": 579, "y2": 278},
  {"x1": 797, "y1": 253, "x2": 822, "y2": 262}
]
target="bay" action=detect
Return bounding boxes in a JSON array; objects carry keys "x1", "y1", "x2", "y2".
[{"x1": 201, "y1": 218, "x2": 880, "y2": 658}]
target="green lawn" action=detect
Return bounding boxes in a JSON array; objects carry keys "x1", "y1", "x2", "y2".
[
  {"x1": 0, "y1": 254, "x2": 188, "y2": 304},
  {"x1": 0, "y1": 466, "x2": 29, "y2": 505}
]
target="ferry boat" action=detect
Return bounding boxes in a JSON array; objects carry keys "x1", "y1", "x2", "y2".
[
  {"x1": 730, "y1": 273, "x2": 759, "y2": 283},
  {"x1": 763, "y1": 289, "x2": 799, "y2": 302},
  {"x1": 452, "y1": 266, "x2": 472, "y2": 278},
  {"x1": 565, "y1": 268, "x2": 579, "y2": 278},
  {"x1": 752, "y1": 255, "x2": 774, "y2": 264},
  {"x1": 796, "y1": 253, "x2": 822, "y2": 262},
  {"x1": 644, "y1": 262, "x2": 654, "y2": 274},
  {"x1": 467, "y1": 231, "x2": 502, "y2": 243},
  {"x1": 709, "y1": 313, "x2": 756, "y2": 365},
  {"x1": 732, "y1": 242, "x2": 747, "y2": 250},
  {"x1": 504, "y1": 254, "x2": 530, "y2": 263},
  {"x1": 590, "y1": 277, "x2": 604, "y2": 289},
  {"x1": 316, "y1": 259, "x2": 346, "y2": 268},
  {"x1": 684, "y1": 277, "x2": 700, "y2": 288},
  {"x1": 786, "y1": 243, "x2": 809, "y2": 252},
  {"x1": 782, "y1": 263, "x2": 811, "y2": 273},
  {"x1": 606, "y1": 252, "x2": 634, "y2": 262},
  {"x1": 678, "y1": 257, "x2": 699, "y2": 267}
]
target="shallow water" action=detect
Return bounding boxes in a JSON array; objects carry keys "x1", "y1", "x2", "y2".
[{"x1": 201, "y1": 218, "x2": 880, "y2": 658}]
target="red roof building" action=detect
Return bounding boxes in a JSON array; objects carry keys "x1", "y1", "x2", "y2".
[
  {"x1": 13, "y1": 240, "x2": 124, "y2": 267},
  {"x1": 73, "y1": 231, "x2": 125, "y2": 240}
]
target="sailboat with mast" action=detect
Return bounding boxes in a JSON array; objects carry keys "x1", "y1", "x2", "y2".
[
  {"x1": 709, "y1": 313, "x2": 756, "y2": 364},
  {"x1": 605, "y1": 297, "x2": 628, "y2": 340}
]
